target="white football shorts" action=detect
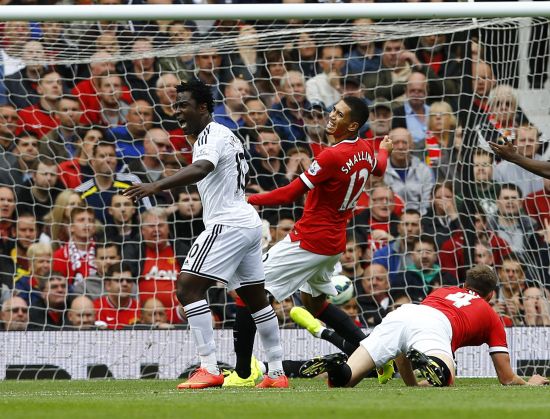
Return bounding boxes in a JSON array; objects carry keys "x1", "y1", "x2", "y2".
[
  {"x1": 180, "y1": 224, "x2": 265, "y2": 291},
  {"x1": 263, "y1": 235, "x2": 341, "y2": 301},
  {"x1": 361, "y1": 303, "x2": 454, "y2": 368}
]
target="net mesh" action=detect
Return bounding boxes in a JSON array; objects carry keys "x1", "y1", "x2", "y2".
[{"x1": 1, "y1": 13, "x2": 550, "y2": 377}]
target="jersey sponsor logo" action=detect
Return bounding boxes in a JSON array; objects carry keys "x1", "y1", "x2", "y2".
[
  {"x1": 308, "y1": 160, "x2": 321, "y2": 176},
  {"x1": 143, "y1": 266, "x2": 178, "y2": 281},
  {"x1": 341, "y1": 151, "x2": 374, "y2": 174}
]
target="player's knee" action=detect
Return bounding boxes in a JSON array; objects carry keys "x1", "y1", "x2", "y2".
[{"x1": 176, "y1": 273, "x2": 205, "y2": 305}]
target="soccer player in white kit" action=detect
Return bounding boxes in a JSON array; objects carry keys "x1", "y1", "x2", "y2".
[{"x1": 124, "y1": 80, "x2": 287, "y2": 389}]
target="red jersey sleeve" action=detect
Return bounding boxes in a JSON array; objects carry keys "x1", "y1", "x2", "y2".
[
  {"x1": 299, "y1": 148, "x2": 337, "y2": 190},
  {"x1": 487, "y1": 309, "x2": 509, "y2": 354}
]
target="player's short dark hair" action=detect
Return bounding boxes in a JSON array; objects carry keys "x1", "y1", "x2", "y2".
[
  {"x1": 464, "y1": 265, "x2": 498, "y2": 298},
  {"x1": 341, "y1": 96, "x2": 369, "y2": 130},
  {"x1": 176, "y1": 79, "x2": 214, "y2": 114}
]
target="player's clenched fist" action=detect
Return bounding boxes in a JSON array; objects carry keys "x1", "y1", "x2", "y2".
[{"x1": 379, "y1": 135, "x2": 393, "y2": 154}]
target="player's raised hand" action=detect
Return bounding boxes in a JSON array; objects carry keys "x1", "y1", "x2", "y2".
[
  {"x1": 123, "y1": 183, "x2": 159, "y2": 201},
  {"x1": 488, "y1": 140, "x2": 517, "y2": 161},
  {"x1": 379, "y1": 135, "x2": 393, "y2": 154}
]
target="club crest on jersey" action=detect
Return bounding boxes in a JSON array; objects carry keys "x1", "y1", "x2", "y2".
[{"x1": 308, "y1": 160, "x2": 321, "y2": 176}]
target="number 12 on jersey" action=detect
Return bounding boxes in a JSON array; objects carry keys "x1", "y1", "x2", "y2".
[{"x1": 339, "y1": 169, "x2": 369, "y2": 211}]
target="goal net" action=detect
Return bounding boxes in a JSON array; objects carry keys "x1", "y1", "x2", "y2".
[{"x1": 1, "y1": 10, "x2": 550, "y2": 379}]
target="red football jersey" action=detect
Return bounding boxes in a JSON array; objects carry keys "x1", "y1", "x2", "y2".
[
  {"x1": 422, "y1": 286, "x2": 508, "y2": 353},
  {"x1": 292, "y1": 138, "x2": 386, "y2": 255},
  {"x1": 94, "y1": 296, "x2": 140, "y2": 330}
]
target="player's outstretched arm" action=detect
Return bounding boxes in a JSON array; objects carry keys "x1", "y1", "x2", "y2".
[
  {"x1": 123, "y1": 160, "x2": 215, "y2": 200},
  {"x1": 491, "y1": 352, "x2": 549, "y2": 385},
  {"x1": 372, "y1": 136, "x2": 392, "y2": 177},
  {"x1": 248, "y1": 177, "x2": 309, "y2": 207},
  {"x1": 489, "y1": 140, "x2": 550, "y2": 179}
]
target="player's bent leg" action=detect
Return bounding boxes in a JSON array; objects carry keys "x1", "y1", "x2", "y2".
[
  {"x1": 406, "y1": 348, "x2": 454, "y2": 387},
  {"x1": 177, "y1": 272, "x2": 224, "y2": 390},
  {"x1": 236, "y1": 283, "x2": 288, "y2": 388},
  {"x1": 346, "y1": 345, "x2": 376, "y2": 387}
]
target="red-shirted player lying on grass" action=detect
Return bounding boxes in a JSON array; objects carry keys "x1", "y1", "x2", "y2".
[{"x1": 299, "y1": 265, "x2": 549, "y2": 387}]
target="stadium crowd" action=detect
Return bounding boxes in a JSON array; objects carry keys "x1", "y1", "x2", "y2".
[{"x1": 1, "y1": 4, "x2": 550, "y2": 332}]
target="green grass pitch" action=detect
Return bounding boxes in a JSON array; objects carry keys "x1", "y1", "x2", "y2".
[{"x1": 1, "y1": 378, "x2": 549, "y2": 419}]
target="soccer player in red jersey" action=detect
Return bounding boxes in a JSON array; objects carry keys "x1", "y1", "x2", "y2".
[
  {"x1": 301, "y1": 265, "x2": 549, "y2": 387},
  {"x1": 225, "y1": 97, "x2": 394, "y2": 385}
]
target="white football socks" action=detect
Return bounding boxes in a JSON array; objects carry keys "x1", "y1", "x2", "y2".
[
  {"x1": 184, "y1": 299, "x2": 219, "y2": 375},
  {"x1": 251, "y1": 306, "x2": 284, "y2": 378}
]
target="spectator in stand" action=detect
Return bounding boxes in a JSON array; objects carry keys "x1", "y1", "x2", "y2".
[
  {"x1": 0, "y1": 186, "x2": 16, "y2": 260},
  {"x1": 0, "y1": 21, "x2": 30, "y2": 77},
  {"x1": 192, "y1": 45, "x2": 227, "y2": 102},
  {"x1": 122, "y1": 207, "x2": 188, "y2": 322},
  {"x1": 471, "y1": 60, "x2": 496, "y2": 116},
  {"x1": 302, "y1": 101, "x2": 330, "y2": 158},
  {"x1": 414, "y1": 34, "x2": 461, "y2": 103},
  {"x1": 94, "y1": 263, "x2": 140, "y2": 330},
  {"x1": 106, "y1": 99, "x2": 154, "y2": 163},
  {"x1": 249, "y1": 128, "x2": 289, "y2": 191},
  {"x1": 18, "y1": 70, "x2": 63, "y2": 139},
  {"x1": 306, "y1": 45, "x2": 345, "y2": 109},
  {"x1": 42, "y1": 189, "x2": 83, "y2": 250},
  {"x1": 3, "y1": 40, "x2": 49, "y2": 109},
  {"x1": 523, "y1": 286, "x2": 550, "y2": 326},
  {"x1": 67, "y1": 295, "x2": 96, "y2": 329},
  {"x1": 39, "y1": 95, "x2": 83, "y2": 164},
  {"x1": 256, "y1": 49, "x2": 291, "y2": 107},
  {"x1": 71, "y1": 51, "x2": 132, "y2": 117},
  {"x1": 392, "y1": 72, "x2": 430, "y2": 144},
  {"x1": 5, "y1": 213, "x2": 38, "y2": 282},
  {"x1": 72, "y1": 242, "x2": 121, "y2": 301},
  {"x1": 138, "y1": 297, "x2": 175, "y2": 329},
  {"x1": 81, "y1": 74, "x2": 132, "y2": 127},
  {"x1": 268, "y1": 213, "x2": 295, "y2": 248},
  {"x1": 372, "y1": 209, "x2": 422, "y2": 284},
  {"x1": 57, "y1": 127, "x2": 103, "y2": 189},
  {"x1": 170, "y1": 185, "x2": 205, "y2": 251},
  {"x1": 0, "y1": 105, "x2": 20, "y2": 185},
  {"x1": 351, "y1": 183, "x2": 400, "y2": 252},
  {"x1": 52, "y1": 206, "x2": 97, "y2": 287},
  {"x1": 124, "y1": 37, "x2": 160, "y2": 104},
  {"x1": 28, "y1": 271, "x2": 69, "y2": 330},
  {"x1": 238, "y1": 97, "x2": 271, "y2": 151},
  {"x1": 356, "y1": 263, "x2": 391, "y2": 328},
  {"x1": 292, "y1": 32, "x2": 317, "y2": 80},
  {"x1": 75, "y1": 141, "x2": 150, "y2": 225},
  {"x1": 525, "y1": 177, "x2": 550, "y2": 230},
  {"x1": 487, "y1": 183, "x2": 535, "y2": 255},
  {"x1": 494, "y1": 124, "x2": 544, "y2": 197},
  {"x1": 338, "y1": 238, "x2": 365, "y2": 281},
  {"x1": 17, "y1": 158, "x2": 63, "y2": 223},
  {"x1": 228, "y1": 24, "x2": 263, "y2": 81},
  {"x1": 362, "y1": 98, "x2": 393, "y2": 152},
  {"x1": 440, "y1": 206, "x2": 511, "y2": 281},
  {"x1": 269, "y1": 70, "x2": 310, "y2": 146},
  {"x1": 158, "y1": 20, "x2": 195, "y2": 82},
  {"x1": 213, "y1": 77, "x2": 251, "y2": 131},
  {"x1": 362, "y1": 38, "x2": 443, "y2": 106},
  {"x1": 272, "y1": 295, "x2": 296, "y2": 328},
  {"x1": 284, "y1": 146, "x2": 311, "y2": 184},
  {"x1": 7, "y1": 134, "x2": 40, "y2": 188},
  {"x1": 105, "y1": 194, "x2": 140, "y2": 246},
  {"x1": 392, "y1": 235, "x2": 458, "y2": 302},
  {"x1": 0, "y1": 296, "x2": 29, "y2": 331},
  {"x1": 419, "y1": 101, "x2": 460, "y2": 181},
  {"x1": 494, "y1": 253, "x2": 541, "y2": 326},
  {"x1": 458, "y1": 149, "x2": 499, "y2": 217},
  {"x1": 383, "y1": 128, "x2": 433, "y2": 215},
  {"x1": 154, "y1": 73, "x2": 192, "y2": 163},
  {"x1": 474, "y1": 241, "x2": 495, "y2": 266},
  {"x1": 345, "y1": 18, "x2": 381, "y2": 77},
  {"x1": 422, "y1": 182, "x2": 461, "y2": 249},
  {"x1": 13, "y1": 242, "x2": 52, "y2": 307}
]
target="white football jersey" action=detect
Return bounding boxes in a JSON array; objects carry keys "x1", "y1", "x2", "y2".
[{"x1": 193, "y1": 122, "x2": 261, "y2": 229}]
